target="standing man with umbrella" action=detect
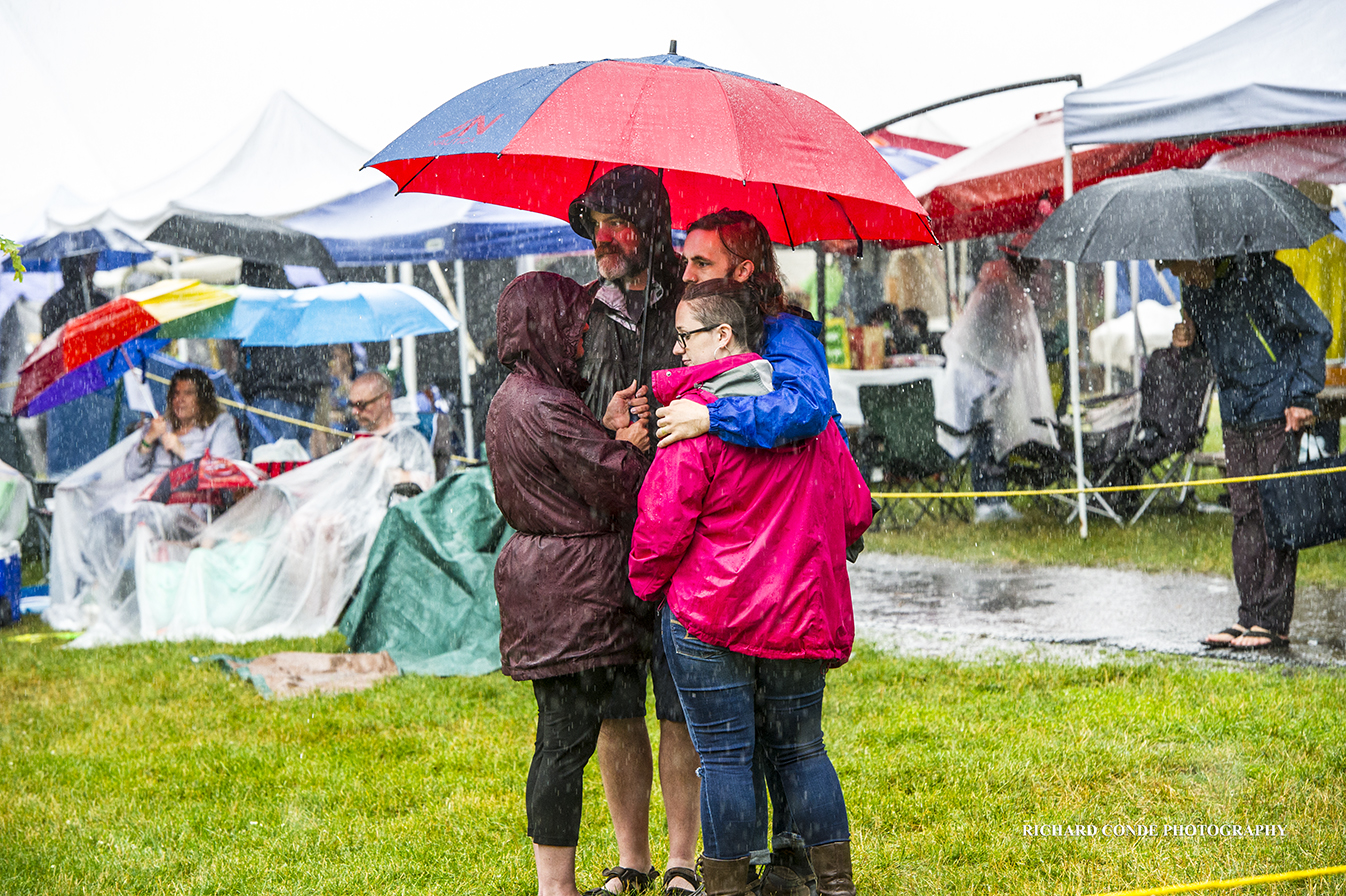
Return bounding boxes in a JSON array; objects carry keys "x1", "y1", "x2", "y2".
[
  {"x1": 1158, "y1": 253, "x2": 1331, "y2": 650},
  {"x1": 1025, "y1": 169, "x2": 1337, "y2": 646},
  {"x1": 564, "y1": 165, "x2": 702, "y2": 896}
]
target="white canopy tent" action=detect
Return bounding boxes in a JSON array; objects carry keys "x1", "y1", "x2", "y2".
[
  {"x1": 1055, "y1": 0, "x2": 1346, "y2": 535},
  {"x1": 46, "y1": 91, "x2": 385, "y2": 239}
]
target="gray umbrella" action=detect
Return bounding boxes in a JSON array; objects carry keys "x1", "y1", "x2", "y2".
[
  {"x1": 1022, "y1": 169, "x2": 1334, "y2": 263},
  {"x1": 149, "y1": 211, "x2": 339, "y2": 281}
]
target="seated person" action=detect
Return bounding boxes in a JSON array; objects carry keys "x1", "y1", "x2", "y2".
[
  {"x1": 48, "y1": 368, "x2": 241, "y2": 631},
  {"x1": 347, "y1": 372, "x2": 435, "y2": 493},
  {"x1": 126, "y1": 368, "x2": 242, "y2": 481}
]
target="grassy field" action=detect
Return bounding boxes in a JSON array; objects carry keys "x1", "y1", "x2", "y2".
[{"x1": 4, "y1": 615, "x2": 1346, "y2": 896}]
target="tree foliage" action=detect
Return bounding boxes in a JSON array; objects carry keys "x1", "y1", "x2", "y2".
[{"x1": 1, "y1": 236, "x2": 23, "y2": 282}]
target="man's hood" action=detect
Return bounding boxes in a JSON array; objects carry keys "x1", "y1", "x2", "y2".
[
  {"x1": 568, "y1": 165, "x2": 681, "y2": 292},
  {"x1": 496, "y1": 272, "x2": 592, "y2": 392},
  {"x1": 651, "y1": 353, "x2": 769, "y2": 405}
]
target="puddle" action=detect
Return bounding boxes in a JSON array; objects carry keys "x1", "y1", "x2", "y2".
[{"x1": 851, "y1": 553, "x2": 1346, "y2": 667}]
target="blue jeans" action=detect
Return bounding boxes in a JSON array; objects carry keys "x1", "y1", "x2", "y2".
[{"x1": 662, "y1": 605, "x2": 849, "y2": 860}]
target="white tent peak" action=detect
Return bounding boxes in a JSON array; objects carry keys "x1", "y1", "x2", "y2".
[
  {"x1": 51, "y1": 90, "x2": 384, "y2": 237},
  {"x1": 1064, "y1": 0, "x2": 1346, "y2": 145}
]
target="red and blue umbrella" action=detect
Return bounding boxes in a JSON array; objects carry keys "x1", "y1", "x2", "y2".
[
  {"x1": 366, "y1": 52, "x2": 934, "y2": 248},
  {"x1": 137, "y1": 452, "x2": 266, "y2": 508}
]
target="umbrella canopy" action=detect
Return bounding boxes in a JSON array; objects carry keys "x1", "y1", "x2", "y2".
[
  {"x1": 173, "y1": 282, "x2": 458, "y2": 347},
  {"x1": 3, "y1": 228, "x2": 153, "y2": 273},
  {"x1": 365, "y1": 53, "x2": 932, "y2": 248},
  {"x1": 1022, "y1": 170, "x2": 1335, "y2": 264},
  {"x1": 138, "y1": 452, "x2": 266, "y2": 507},
  {"x1": 15, "y1": 279, "x2": 237, "y2": 416},
  {"x1": 284, "y1": 181, "x2": 591, "y2": 265},
  {"x1": 148, "y1": 212, "x2": 339, "y2": 280}
]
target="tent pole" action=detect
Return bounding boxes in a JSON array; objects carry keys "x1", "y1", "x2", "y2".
[
  {"x1": 1064, "y1": 145, "x2": 1087, "y2": 538},
  {"x1": 946, "y1": 242, "x2": 957, "y2": 321},
  {"x1": 454, "y1": 259, "x2": 475, "y2": 461},
  {"x1": 399, "y1": 262, "x2": 417, "y2": 398},
  {"x1": 385, "y1": 264, "x2": 401, "y2": 371},
  {"x1": 1102, "y1": 261, "x2": 1116, "y2": 392},
  {"x1": 1129, "y1": 259, "x2": 1143, "y2": 386}
]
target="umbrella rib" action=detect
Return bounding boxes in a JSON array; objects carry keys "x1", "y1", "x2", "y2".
[
  {"x1": 829, "y1": 195, "x2": 864, "y2": 258},
  {"x1": 396, "y1": 158, "x2": 437, "y2": 195},
  {"x1": 772, "y1": 184, "x2": 797, "y2": 248}
]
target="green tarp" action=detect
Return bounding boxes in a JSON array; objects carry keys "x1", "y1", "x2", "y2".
[{"x1": 339, "y1": 466, "x2": 509, "y2": 676}]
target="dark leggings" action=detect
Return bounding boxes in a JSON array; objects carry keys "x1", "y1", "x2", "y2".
[{"x1": 527, "y1": 664, "x2": 641, "y2": 847}]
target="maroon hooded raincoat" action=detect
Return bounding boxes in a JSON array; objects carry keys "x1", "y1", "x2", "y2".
[{"x1": 485, "y1": 272, "x2": 653, "y2": 681}]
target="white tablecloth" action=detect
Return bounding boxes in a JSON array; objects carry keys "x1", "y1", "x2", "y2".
[{"x1": 829, "y1": 366, "x2": 946, "y2": 428}]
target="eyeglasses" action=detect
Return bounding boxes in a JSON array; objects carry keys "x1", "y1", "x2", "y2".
[
  {"x1": 349, "y1": 391, "x2": 388, "y2": 412},
  {"x1": 675, "y1": 325, "x2": 720, "y2": 351}
]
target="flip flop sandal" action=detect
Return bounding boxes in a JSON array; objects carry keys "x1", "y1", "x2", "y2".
[
  {"x1": 583, "y1": 866, "x2": 658, "y2": 896},
  {"x1": 1202, "y1": 626, "x2": 1248, "y2": 648},
  {"x1": 662, "y1": 866, "x2": 701, "y2": 895},
  {"x1": 1230, "y1": 629, "x2": 1290, "y2": 650}
]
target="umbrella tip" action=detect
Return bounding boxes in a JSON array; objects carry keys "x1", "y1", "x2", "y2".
[{"x1": 669, "y1": 39, "x2": 677, "y2": 54}]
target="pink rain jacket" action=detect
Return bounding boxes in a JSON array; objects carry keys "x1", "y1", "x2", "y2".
[{"x1": 629, "y1": 354, "x2": 873, "y2": 665}]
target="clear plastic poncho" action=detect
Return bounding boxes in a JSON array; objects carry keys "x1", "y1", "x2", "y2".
[
  {"x1": 934, "y1": 260, "x2": 1059, "y2": 460},
  {"x1": 50, "y1": 435, "x2": 411, "y2": 646}
]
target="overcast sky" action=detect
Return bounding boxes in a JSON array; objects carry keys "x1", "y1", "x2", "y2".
[{"x1": 3, "y1": 0, "x2": 1271, "y2": 219}]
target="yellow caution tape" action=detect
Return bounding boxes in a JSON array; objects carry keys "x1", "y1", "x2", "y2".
[
  {"x1": 872, "y1": 464, "x2": 1346, "y2": 501},
  {"x1": 138, "y1": 371, "x2": 482, "y2": 466},
  {"x1": 1086, "y1": 864, "x2": 1346, "y2": 896}
]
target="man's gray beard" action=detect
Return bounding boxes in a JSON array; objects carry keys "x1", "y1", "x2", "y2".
[{"x1": 596, "y1": 248, "x2": 647, "y2": 285}]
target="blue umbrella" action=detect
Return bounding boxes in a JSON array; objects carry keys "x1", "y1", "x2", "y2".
[
  {"x1": 181, "y1": 282, "x2": 458, "y2": 346},
  {"x1": 4, "y1": 228, "x2": 154, "y2": 273}
]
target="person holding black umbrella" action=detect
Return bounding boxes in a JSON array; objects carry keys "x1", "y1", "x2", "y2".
[{"x1": 1158, "y1": 253, "x2": 1331, "y2": 650}]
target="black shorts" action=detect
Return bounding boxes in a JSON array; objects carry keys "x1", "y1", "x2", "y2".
[{"x1": 598, "y1": 635, "x2": 686, "y2": 725}]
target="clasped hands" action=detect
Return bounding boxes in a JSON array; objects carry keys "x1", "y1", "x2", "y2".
[{"x1": 604, "y1": 381, "x2": 651, "y2": 450}]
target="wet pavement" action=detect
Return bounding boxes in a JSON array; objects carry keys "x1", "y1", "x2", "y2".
[{"x1": 850, "y1": 553, "x2": 1346, "y2": 667}]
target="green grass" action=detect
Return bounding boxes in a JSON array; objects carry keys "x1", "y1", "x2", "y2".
[{"x1": 4, "y1": 618, "x2": 1346, "y2": 895}]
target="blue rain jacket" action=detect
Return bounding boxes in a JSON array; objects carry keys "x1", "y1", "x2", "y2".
[
  {"x1": 1184, "y1": 254, "x2": 1331, "y2": 430},
  {"x1": 707, "y1": 313, "x2": 843, "y2": 448}
]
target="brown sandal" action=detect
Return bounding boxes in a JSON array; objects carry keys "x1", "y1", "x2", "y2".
[
  {"x1": 662, "y1": 866, "x2": 701, "y2": 894},
  {"x1": 583, "y1": 866, "x2": 658, "y2": 896}
]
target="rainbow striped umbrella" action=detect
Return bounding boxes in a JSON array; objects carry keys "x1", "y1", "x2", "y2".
[{"x1": 15, "y1": 279, "x2": 237, "y2": 416}]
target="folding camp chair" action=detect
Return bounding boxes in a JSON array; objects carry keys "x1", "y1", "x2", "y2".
[
  {"x1": 857, "y1": 380, "x2": 969, "y2": 529},
  {"x1": 1081, "y1": 347, "x2": 1216, "y2": 524}
]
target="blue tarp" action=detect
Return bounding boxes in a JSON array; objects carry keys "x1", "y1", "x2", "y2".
[
  {"x1": 1064, "y1": 0, "x2": 1346, "y2": 145},
  {"x1": 1116, "y1": 263, "x2": 1182, "y2": 315},
  {"x1": 285, "y1": 181, "x2": 589, "y2": 265}
]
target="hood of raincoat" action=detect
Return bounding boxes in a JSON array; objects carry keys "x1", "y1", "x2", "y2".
[
  {"x1": 568, "y1": 165, "x2": 682, "y2": 288},
  {"x1": 496, "y1": 271, "x2": 593, "y2": 393},
  {"x1": 650, "y1": 354, "x2": 771, "y2": 406}
]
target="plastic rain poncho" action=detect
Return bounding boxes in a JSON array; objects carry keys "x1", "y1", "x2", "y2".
[
  {"x1": 52, "y1": 434, "x2": 415, "y2": 646},
  {"x1": 934, "y1": 260, "x2": 1058, "y2": 460},
  {"x1": 45, "y1": 432, "x2": 207, "y2": 631}
]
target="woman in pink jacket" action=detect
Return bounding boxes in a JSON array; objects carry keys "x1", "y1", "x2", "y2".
[{"x1": 629, "y1": 278, "x2": 873, "y2": 896}]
